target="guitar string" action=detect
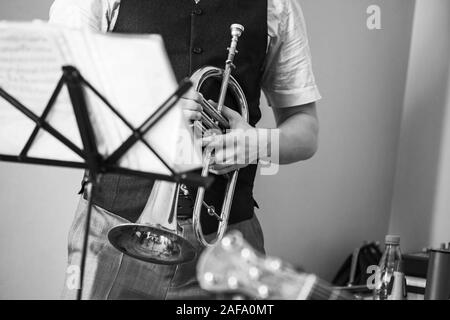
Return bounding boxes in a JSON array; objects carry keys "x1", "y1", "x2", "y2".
[
  {"x1": 308, "y1": 280, "x2": 352, "y2": 300},
  {"x1": 313, "y1": 284, "x2": 348, "y2": 300}
]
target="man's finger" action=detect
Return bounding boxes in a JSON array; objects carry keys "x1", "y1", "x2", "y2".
[
  {"x1": 211, "y1": 147, "x2": 238, "y2": 164},
  {"x1": 183, "y1": 110, "x2": 202, "y2": 121},
  {"x1": 206, "y1": 100, "x2": 237, "y2": 118},
  {"x1": 207, "y1": 99, "x2": 217, "y2": 107},
  {"x1": 221, "y1": 105, "x2": 240, "y2": 120},
  {"x1": 183, "y1": 88, "x2": 203, "y2": 103},
  {"x1": 181, "y1": 98, "x2": 203, "y2": 112},
  {"x1": 210, "y1": 164, "x2": 239, "y2": 175},
  {"x1": 202, "y1": 133, "x2": 226, "y2": 147}
]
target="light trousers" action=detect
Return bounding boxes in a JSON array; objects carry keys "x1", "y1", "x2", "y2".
[{"x1": 62, "y1": 197, "x2": 265, "y2": 300}]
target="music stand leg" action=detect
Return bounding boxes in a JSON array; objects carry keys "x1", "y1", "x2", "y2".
[{"x1": 76, "y1": 174, "x2": 97, "y2": 300}]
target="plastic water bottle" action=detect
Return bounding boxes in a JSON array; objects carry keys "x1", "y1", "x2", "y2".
[{"x1": 373, "y1": 235, "x2": 403, "y2": 300}]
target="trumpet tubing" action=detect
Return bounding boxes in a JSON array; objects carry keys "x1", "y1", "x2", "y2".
[
  {"x1": 191, "y1": 23, "x2": 248, "y2": 247},
  {"x1": 107, "y1": 23, "x2": 248, "y2": 264}
]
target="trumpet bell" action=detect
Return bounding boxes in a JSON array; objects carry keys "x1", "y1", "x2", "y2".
[{"x1": 108, "y1": 223, "x2": 196, "y2": 265}]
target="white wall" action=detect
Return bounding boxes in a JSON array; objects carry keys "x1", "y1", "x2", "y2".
[
  {"x1": 0, "y1": 164, "x2": 80, "y2": 299},
  {"x1": 256, "y1": 0, "x2": 415, "y2": 280},
  {"x1": 0, "y1": 0, "x2": 420, "y2": 298},
  {"x1": 388, "y1": 0, "x2": 450, "y2": 252},
  {"x1": 431, "y1": 63, "x2": 450, "y2": 247},
  {"x1": 0, "y1": 0, "x2": 53, "y2": 20},
  {"x1": 0, "y1": 0, "x2": 80, "y2": 299}
]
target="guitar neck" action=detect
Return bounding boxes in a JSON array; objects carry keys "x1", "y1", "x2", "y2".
[{"x1": 197, "y1": 231, "x2": 357, "y2": 300}]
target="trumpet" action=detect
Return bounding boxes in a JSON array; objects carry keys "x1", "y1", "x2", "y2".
[{"x1": 107, "y1": 24, "x2": 248, "y2": 264}]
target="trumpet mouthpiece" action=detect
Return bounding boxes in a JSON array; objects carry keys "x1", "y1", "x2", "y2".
[{"x1": 230, "y1": 24, "x2": 245, "y2": 38}]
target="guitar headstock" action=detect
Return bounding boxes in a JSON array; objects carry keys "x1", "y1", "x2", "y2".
[{"x1": 196, "y1": 231, "x2": 317, "y2": 300}]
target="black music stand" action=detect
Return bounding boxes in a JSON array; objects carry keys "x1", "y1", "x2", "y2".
[{"x1": 0, "y1": 66, "x2": 211, "y2": 300}]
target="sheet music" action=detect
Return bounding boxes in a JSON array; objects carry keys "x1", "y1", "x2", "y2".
[
  {"x1": 82, "y1": 32, "x2": 201, "y2": 174},
  {"x1": 0, "y1": 22, "x2": 202, "y2": 173},
  {"x1": 0, "y1": 22, "x2": 83, "y2": 161}
]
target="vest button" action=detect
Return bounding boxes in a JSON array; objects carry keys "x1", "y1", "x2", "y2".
[
  {"x1": 193, "y1": 47, "x2": 203, "y2": 54},
  {"x1": 192, "y1": 9, "x2": 203, "y2": 15}
]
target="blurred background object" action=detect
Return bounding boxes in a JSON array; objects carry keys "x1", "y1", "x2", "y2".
[{"x1": 424, "y1": 246, "x2": 450, "y2": 300}]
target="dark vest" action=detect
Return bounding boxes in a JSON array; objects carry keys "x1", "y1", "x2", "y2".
[{"x1": 88, "y1": 0, "x2": 268, "y2": 234}]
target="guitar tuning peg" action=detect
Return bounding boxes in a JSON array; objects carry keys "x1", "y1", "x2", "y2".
[
  {"x1": 266, "y1": 258, "x2": 282, "y2": 271},
  {"x1": 249, "y1": 266, "x2": 260, "y2": 279},
  {"x1": 221, "y1": 236, "x2": 232, "y2": 248},
  {"x1": 203, "y1": 272, "x2": 215, "y2": 284},
  {"x1": 241, "y1": 248, "x2": 252, "y2": 258},
  {"x1": 221, "y1": 231, "x2": 245, "y2": 250},
  {"x1": 227, "y1": 276, "x2": 238, "y2": 290},
  {"x1": 258, "y1": 285, "x2": 269, "y2": 299}
]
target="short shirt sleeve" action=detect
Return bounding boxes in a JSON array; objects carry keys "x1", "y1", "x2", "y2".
[
  {"x1": 262, "y1": 0, "x2": 322, "y2": 108},
  {"x1": 49, "y1": 0, "x2": 120, "y2": 32}
]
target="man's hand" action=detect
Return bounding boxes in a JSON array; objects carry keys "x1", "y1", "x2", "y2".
[
  {"x1": 203, "y1": 102, "x2": 320, "y2": 175},
  {"x1": 180, "y1": 89, "x2": 203, "y2": 122},
  {"x1": 202, "y1": 105, "x2": 258, "y2": 175},
  {"x1": 179, "y1": 90, "x2": 257, "y2": 175},
  {"x1": 180, "y1": 96, "x2": 320, "y2": 176}
]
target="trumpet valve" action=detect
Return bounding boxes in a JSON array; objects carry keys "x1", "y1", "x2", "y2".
[
  {"x1": 206, "y1": 204, "x2": 223, "y2": 222},
  {"x1": 207, "y1": 206, "x2": 216, "y2": 217}
]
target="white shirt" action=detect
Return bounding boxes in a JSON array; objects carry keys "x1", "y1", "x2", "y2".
[{"x1": 49, "y1": 0, "x2": 321, "y2": 108}]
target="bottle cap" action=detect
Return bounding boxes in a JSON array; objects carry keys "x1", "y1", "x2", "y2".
[{"x1": 385, "y1": 235, "x2": 400, "y2": 245}]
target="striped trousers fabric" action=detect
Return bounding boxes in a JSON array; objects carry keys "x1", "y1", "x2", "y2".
[{"x1": 61, "y1": 197, "x2": 265, "y2": 300}]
